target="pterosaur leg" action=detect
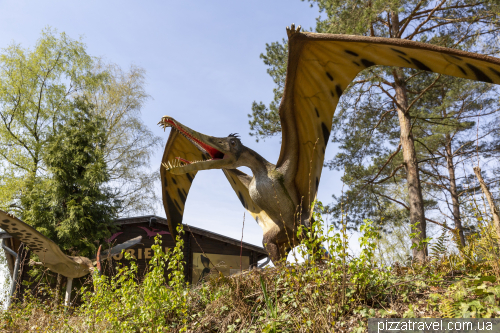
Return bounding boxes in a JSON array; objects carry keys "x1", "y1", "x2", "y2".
[
  {"x1": 64, "y1": 277, "x2": 73, "y2": 307},
  {"x1": 263, "y1": 241, "x2": 281, "y2": 264}
]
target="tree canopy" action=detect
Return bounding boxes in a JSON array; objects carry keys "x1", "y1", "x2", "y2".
[
  {"x1": 0, "y1": 28, "x2": 162, "y2": 254},
  {"x1": 22, "y1": 99, "x2": 119, "y2": 256}
]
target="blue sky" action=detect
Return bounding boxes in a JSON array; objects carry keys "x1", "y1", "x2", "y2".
[{"x1": 0, "y1": 1, "x2": 344, "y2": 250}]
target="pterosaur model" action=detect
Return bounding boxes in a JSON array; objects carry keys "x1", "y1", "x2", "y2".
[
  {"x1": 138, "y1": 226, "x2": 171, "y2": 239},
  {"x1": 159, "y1": 25, "x2": 500, "y2": 263},
  {"x1": 0, "y1": 209, "x2": 141, "y2": 304}
]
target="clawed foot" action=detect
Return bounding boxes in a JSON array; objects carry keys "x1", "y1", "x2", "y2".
[{"x1": 286, "y1": 23, "x2": 301, "y2": 38}]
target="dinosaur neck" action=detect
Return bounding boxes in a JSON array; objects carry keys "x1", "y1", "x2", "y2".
[{"x1": 239, "y1": 147, "x2": 273, "y2": 177}]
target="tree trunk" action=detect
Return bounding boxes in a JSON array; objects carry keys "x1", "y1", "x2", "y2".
[
  {"x1": 391, "y1": 11, "x2": 427, "y2": 261},
  {"x1": 473, "y1": 167, "x2": 500, "y2": 247},
  {"x1": 444, "y1": 134, "x2": 465, "y2": 246}
]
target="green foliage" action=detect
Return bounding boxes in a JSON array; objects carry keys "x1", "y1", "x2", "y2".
[
  {"x1": 79, "y1": 224, "x2": 188, "y2": 332},
  {"x1": 0, "y1": 28, "x2": 162, "y2": 220},
  {"x1": 409, "y1": 221, "x2": 432, "y2": 252},
  {"x1": 0, "y1": 28, "x2": 162, "y2": 263},
  {"x1": 430, "y1": 228, "x2": 449, "y2": 258},
  {"x1": 84, "y1": 62, "x2": 163, "y2": 215},
  {"x1": 248, "y1": 40, "x2": 287, "y2": 141},
  {"x1": 305, "y1": 0, "x2": 399, "y2": 36},
  {"x1": 249, "y1": 0, "x2": 500, "y2": 140},
  {"x1": 436, "y1": 277, "x2": 500, "y2": 318},
  {"x1": 21, "y1": 99, "x2": 119, "y2": 256},
  {"x1": 4, "y1": 206, "x2": 500, "y2": 332},
  {"x1": 0, "y1": 27, "x2": 105, "y2": 212},
  {"x1": 259, "y1": 275, "x2": 278, "y2": 333},
  {"x1": 372, "y1": 216, "x2": 412, "y2": 266}
]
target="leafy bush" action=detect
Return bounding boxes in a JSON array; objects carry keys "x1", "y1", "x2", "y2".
[{"x1": 79, "y1": 224, "x2": 189, "y2": 332}]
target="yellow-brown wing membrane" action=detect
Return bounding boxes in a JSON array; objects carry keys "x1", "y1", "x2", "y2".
[
  {"x1": 222, "y1": 169, "x2": 276, "y2": 234},
  {"x1": 161, "y1": 129, "x2": 205, "y2": 238},
  {"x1": 278, "y1": 32, "x2": 500, "y2": 220},
  {"x1": 0, "y1": 210, "x2": 78, "y2": 275}
]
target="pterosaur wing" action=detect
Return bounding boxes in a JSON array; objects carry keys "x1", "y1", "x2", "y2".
[
  {"x1": 222, "y1": 169, "x2": 275, "y2": 234},
  {"x1": 277, "y1": 31, "x2": 500, "y2": 221},
  {"x1": 97, "y1": 236, "x2": 142, "y2": 260},
  {"x1": 161, "y1": 129, "x2": 205, "y2": 239},
  {"x1": 0, "y1": 209, "x2": 76, "y2": 273}
]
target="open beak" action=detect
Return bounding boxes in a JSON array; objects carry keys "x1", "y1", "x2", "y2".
[{"x1": 159, "y1": 116, "x2": 235, "y2": 174}]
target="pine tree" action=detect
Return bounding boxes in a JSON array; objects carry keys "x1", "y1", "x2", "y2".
[
  {"x1": 22, "y1": 99, "x2": 120, "y2": 257},
  {"x1": 249, "y1": 0, "x2": 500, "y2": 260},
  {"x1": 408, "y1": 73, "x2": 499, "y2": 246}
]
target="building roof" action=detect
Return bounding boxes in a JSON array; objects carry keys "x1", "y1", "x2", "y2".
[
  {"x1": 1, "y1": 214, "x2": 269, "y2": 273},
  {"x1": 115, "y1": 215, "x2": 267, "y2": 255},
  {"x1": 0, "y1": 232, "x2": 11, "y2": 239}
]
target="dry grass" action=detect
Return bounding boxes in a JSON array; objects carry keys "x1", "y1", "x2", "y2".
[{"x1": 3, "y1": 220, "x2": 500, "y2": 332}]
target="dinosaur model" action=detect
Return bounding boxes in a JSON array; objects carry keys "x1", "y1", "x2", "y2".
[
  {"x1": 0, "y1": 209, "x2": 141, "y2": 304},
  {"x1": 158, "y1": 25, "x2": 500, "y2": 263}
]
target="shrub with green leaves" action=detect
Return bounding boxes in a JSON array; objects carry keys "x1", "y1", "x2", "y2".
[{"x1": 79, "y1": 224, "x2": 188, "y2": 332}]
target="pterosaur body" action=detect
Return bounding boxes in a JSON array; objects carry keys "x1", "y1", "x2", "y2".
[{"x1": 159, "y1": 26, "x2": 500, "y2": 263}]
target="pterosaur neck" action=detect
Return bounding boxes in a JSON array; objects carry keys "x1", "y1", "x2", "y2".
[{"x1": 239, "y1": 146, "x2": 273, "y2": 176}]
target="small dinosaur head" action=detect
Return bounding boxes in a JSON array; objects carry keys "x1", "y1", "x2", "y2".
[{"x1": 159, "y1": 116, "x2": 243, "y2": 174}]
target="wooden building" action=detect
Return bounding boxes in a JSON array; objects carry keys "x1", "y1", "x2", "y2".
[
  {"x1": 109, "y1": 215, "x2": 269, "y2": 283},
  {"x1": 1, "y1": 215, "x2": 269, "y2": 303}
]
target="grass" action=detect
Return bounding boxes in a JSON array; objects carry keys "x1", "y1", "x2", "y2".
[{"x1": 2, "y1": 208, "x2": 500, "y2": 332}]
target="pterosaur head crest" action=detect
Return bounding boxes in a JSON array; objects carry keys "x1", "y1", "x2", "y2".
[{"x1": 159, "y1": 116, "x2": 243, "y2": 174}]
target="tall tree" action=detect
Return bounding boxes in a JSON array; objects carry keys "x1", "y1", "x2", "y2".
[
  {"x1": 326, "y1": 69, "x2": 499, "y2": 248},
  {"x1": 84, "y1": 62, "x2": 163, "y2": 216},
  {"x1": 249, "y1": 0, "x2": 500, "y2": 260},
  {"x1": 0, "y1": 29, "x2": 163, "y2": 217},
  {"x1": 0, "y1": 28, "x2": 105, "y2": 213},
  {"x1": 409, "y1": 74, "x2": 499, "y2": 246},
  {"x1": 22, "y1": 98, "x2": 119, "y2": 257}
]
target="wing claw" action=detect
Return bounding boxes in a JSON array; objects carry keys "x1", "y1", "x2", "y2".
[{"x1": 286, "y1": 23, "x2": 301, "y2": 38}]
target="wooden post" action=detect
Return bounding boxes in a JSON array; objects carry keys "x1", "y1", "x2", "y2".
[
  {"x1": 185, "y1": 230, "x2": 192, "y2": 285},
  {"x1": 473, "y1": 167, "x2": 500, "y2": 246},
  {"x1": 64, "y1": 277, "x2": 73, "y2": 307},
  {"x1": 54, "y1": 273, "x2": 62, "y2": 306}
]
